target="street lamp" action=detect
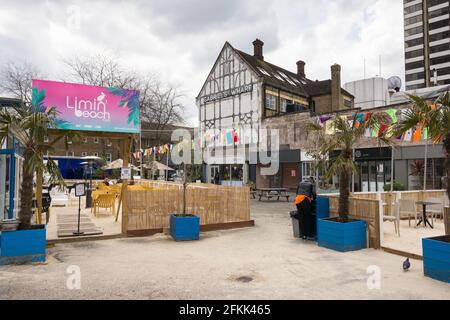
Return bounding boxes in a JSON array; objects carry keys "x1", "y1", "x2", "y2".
[{"x1": 81, "y1": 156, "x2": 101, "y2": 208}]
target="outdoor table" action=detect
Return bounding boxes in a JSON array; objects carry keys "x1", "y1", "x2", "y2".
[
  {"x1": 416, "y1": 201, "x2": 439, "y2": 229},
  {"x1": 257, "y1": 188, "x2": 290, "y2": 202}
]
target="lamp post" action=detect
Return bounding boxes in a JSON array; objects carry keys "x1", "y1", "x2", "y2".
[{"x1": 81, "y1": 156, "x2": 101, "y2": 209}]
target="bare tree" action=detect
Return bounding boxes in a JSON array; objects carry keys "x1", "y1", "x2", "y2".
[
  {"x1": 141, "y1": 82, "x2": 185, "y2": 145},
  {"x1": 63, "y1": 53, "x2": 141, "y2": 89},
  {"x1": 0, "y1": 61, "x2": 43, "y2": 105}
]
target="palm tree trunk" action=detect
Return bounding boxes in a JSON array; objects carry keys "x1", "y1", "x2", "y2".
[
  {"x1": 444, "y1": 134, "x2": 450, "y2": 204},
  {"x1": 338, "y1": 168, "x2": 351, "y2": 220},
  {"x1": 18, "y1": 147, "x2": 34, "y2": 229}
]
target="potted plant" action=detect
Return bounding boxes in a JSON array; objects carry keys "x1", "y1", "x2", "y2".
[
  {"x1": 169, "y1": 160, "x2": 200, "y2": 241},
  {"x1": 397, "y1": 93, "x2": 450, "y2": 283},
  {"x1": 307, "y1": 113, "x2": 391, "y2": 252},
  {"x1": 0, "y1": 89, "x2": 68, "y2": 265}
]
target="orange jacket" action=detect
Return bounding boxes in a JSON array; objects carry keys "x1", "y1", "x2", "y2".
[{"x1": 295, "y1": 195, "x2": 312, "y2": 205}]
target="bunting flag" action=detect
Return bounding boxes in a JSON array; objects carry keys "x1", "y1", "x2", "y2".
[
  {"x1": 403, "y1": 129, "x2": 413, "y2": 142},
  {"x1": 423, "y1": 128, "x2": 429, "y2": 140},
  {"x1": 232, "y1": 129, "x2": 239, "y2": 143},
  {"x1": 226, "y1": 131, "x2": 233, "y2": 145},
  {"x1": 353, "y1": 113, "x2": 364, "y2": 128},
  {"x1": 413, "y1": 127, "x2": 422, "y2": 142},
  {"x1": 371, "y1": 125, "x2": 380, "y2": 137},
  {"x1": 378, "y1": 124, "x2": 388, "y2": 137},
  {"x1": 386, "y1": 109, "x2": 398, "y2": 124},
  {"x1": 319, "y1": 116, "x2": 332, "y2": 127}
]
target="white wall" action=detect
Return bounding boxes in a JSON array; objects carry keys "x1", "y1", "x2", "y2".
[{"x1": 344, "y1": 77, "x2": 390, "y2": 109}]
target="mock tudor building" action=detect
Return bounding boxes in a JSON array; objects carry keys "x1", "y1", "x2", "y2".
[{"x1": 197, "y1": 39, "x2": 354, "y2": 188}]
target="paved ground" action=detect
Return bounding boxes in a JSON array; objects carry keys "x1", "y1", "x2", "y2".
[{"x1": 1, "y1": 200, "x2": 449, "y2": 300}]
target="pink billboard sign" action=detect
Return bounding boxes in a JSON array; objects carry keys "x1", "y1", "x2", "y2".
[{"x1": 31, "y1": 79, "x2": 140, "y2": 133}]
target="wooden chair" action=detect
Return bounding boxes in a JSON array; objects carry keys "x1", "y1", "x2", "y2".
[
  {"x1": 399, "y1": 199, "x2": 418, "y2": 227},
  {"x1": 92, "y1": 194, "x2": 116, "y2": 217}
]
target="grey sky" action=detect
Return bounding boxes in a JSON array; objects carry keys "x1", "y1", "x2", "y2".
[{"x1": 0, "y1": 0, "x2": 404, "y2": 126}]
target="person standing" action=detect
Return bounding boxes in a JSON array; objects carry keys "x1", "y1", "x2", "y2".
[{"x1": 214, "y1": 171, "x2": 220, "y2": 185}]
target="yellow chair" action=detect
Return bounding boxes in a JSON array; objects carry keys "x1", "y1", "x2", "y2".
[
  {"x1": 96, "y1": 183, "x2": 108, "y2": 191},
  {"x1": 92, "y1": 194, "x2": 116, "y2": 217}
]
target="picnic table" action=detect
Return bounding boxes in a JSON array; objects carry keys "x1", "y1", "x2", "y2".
[{"x1": 256, "y1": 188, "x2": 290, "y2": 202}]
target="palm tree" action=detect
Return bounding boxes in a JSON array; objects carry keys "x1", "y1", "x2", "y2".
[
  {"x1": 396, "y1": 92, "x2": 450, "y2": 203},
  {"x1": 307, "y1": 113, "x2": 391, "y2": 220},
  {"x1": 0, "y1": 101, "x2": 65, "y2": 229}
]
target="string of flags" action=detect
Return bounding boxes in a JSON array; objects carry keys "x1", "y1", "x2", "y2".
[
  {"x1": 131, "y1": 128, "x2": 242, "y2": 161},
  {"x1": 203, "y1": 128, "x2": 240, "y2": 146},
  {"x1": 317, "y1": 108, "x2": 431, "y2": 143}
]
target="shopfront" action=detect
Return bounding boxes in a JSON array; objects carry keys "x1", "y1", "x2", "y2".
[
  {"x1": 330, "y1": 147, "x2": 392, "y2": 193},
  {"x1": 394, "y1": 144, "x2": 445, "y2": 191},
  {"x1": 0, "y1": 135, "x2": 24, "y2": 221},
  {"x1": 353, "y1": 147, "x2": 392, "y2": 192}
]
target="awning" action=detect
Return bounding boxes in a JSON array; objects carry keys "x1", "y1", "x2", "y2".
[{"x1": 143, "y1": 161, "x2": 175, "y2": 171}]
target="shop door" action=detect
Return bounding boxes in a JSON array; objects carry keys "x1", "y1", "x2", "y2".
[{"x1": 210, "y1": 165, "x2": 220, "y2": 184}]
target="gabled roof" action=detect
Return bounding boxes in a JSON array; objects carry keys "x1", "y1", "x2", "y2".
[
  {"x1": 304, "y1": 80, "x2": 354, "y2": 98},
  {"x1": 197, "y1": 41, "x2": 352, "y2": 102},
  {"x1": 234, "y1": 48, "x2": 313, "y2": 98}
]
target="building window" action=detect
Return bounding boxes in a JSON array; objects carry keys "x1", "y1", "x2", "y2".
[
  {"x1": 344, "y1": 98, "x2": 353, "y2": 108},
  {"x1": 106, "y1": 139, "x2": 112, "y2": 147},
  {"x1": 82, "y1": 137, "x2": 88, "y2": 143},
  {"x1": 106, "y1": 153, "x2": 112, "y2": 162},
  {"x1": 93, "y1": 152, "x2": 99, "y2": 157},
  {"x1": 66, "y1": 151, "x2": 75, "y2": 157},
  {"x1": 280, "y1": 99, "x2": 289, "y2": 113},
  {"x1": 265, "y1": 94, "x2": 278, "y2": 111},
  {"x1": 81, "y1": 152, "x2": 87, "y2": 157},
  {"x1": 44, "y1": 136, "x2": 49, "y2": 143},
  {"x1": 94, "y1": 138, "x2": 99, "y2": 144}
]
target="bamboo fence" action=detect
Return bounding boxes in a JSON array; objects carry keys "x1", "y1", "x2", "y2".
[
  {"x1": 124, "y1": 181, "x2": 251, "y2": 233},
  {"x1": 327, "y1": 196, "x2": 381, "y2": 249}
]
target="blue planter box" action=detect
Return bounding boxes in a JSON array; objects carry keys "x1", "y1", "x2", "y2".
[
  {"x1": 170, "y1": 214, "x2": 200, "y2": 241},
  {"x1": 317, "y1": 218, "x2": 367, "y2": 252},
  {"x1": 316, "y1": 197, "x2": 330, "y2": 220},
  {"x1": 422, "y1": 236, "x2": 450, "y2": 283},
  {"x1": 0, "y1": 226, "x2": 46, "y2": 265}
]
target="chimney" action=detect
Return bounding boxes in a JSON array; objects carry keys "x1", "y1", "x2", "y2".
[
  {"x1": 253, "y1": 39, "x2": 264, "y2": 60},
  {"x1": 297, "y1": 60, "x2": 305, "y2": 78},
  {"x1": 331, "y1": 64, "x2": 342, "y2": 111}
]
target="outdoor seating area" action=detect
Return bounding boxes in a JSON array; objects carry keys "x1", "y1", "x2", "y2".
[
  {"x1": 44, "y1": 179, "x2": 254, "y2": 240},
  {"x1": 324, "y1": 190, "x2": 449, "y2": 257},
  {"x1": 124, "y1": 180, "x2": 253, "y2": 236},
  {"x1": 256, "y1": 188, "x2": 291, "y2": 202}
]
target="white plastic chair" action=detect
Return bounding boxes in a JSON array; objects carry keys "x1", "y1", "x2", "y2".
[
  {"x1": 399, "y1": 199, "x2": 418, "y2": 227},
  {"x1": 426, "y1": 197, "x2": 444, "y2": 223},
  {"x1": 384, "y1": 201, "x2": 401, "y2": 236}
]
